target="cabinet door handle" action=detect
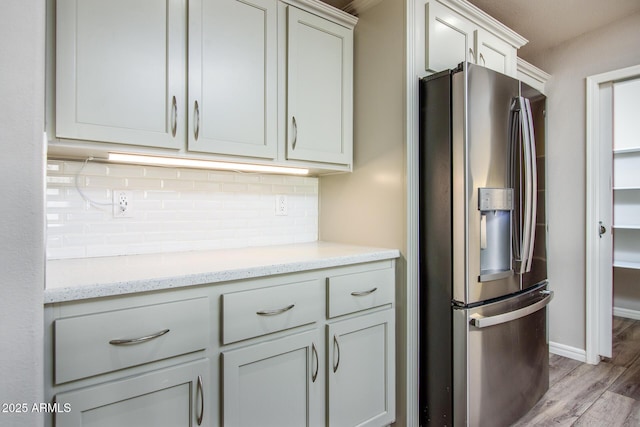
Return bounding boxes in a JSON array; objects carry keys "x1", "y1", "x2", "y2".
[
  {"x1": 108, "y1": 328, "x2": 170, "y2": 346},
  {"x1": 171, "y1": 96, "x2": 177, "y2": 138},
  {"x1": 196, "y1": 375, "x2": 204, "y2": 426},
  {"x1": 333, "y1": 334, "x2": 341, "y2": 373},
  {"x1": 468, "y1": 47, "x2": 475, "y2": 62},
  {"x1": 311, "y1": 343, "x2": 319, "y2": 383},
  {"x1": 479, "y1": 52, "x2": 486, "y2": 66},
  {"x1": 194, "y1": 100, "x2": 200, "y2": 141},
  {"x1": 256, "y1": 304, "x2": 295, "y2": 316},
  {"x1": 292, "y1": 116, "x2": 298, "y2": 150},
  {"x1": 351, "y1": 287, "x2": 378, "y2": 297}
]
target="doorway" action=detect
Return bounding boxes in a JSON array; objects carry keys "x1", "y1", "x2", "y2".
[{"x1": 586, "y1": 64, "x2": 640, "y2": 365}]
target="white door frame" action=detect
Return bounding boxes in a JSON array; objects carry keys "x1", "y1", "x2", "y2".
[{"x1": 585, "y1": 64, "x2": 640, "y2": 364}]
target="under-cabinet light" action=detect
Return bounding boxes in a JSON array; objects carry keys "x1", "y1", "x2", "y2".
[{"x1": 107, "y1": 153, "x2": 310, "y2": 175}]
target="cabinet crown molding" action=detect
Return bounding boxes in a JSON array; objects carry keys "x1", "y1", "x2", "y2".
[
  {"x1": 342, "y1": 0, "x2": 383, "y2": 16},
  {"x1": 438, "y1": 0, "x2": 528, "y2": 48},
  {"x1": 282, "y1": 0, "x2": 358, "y2": 27},
  {"x1": 517, "y1": 57, "x2": 551, "y2": 82}
]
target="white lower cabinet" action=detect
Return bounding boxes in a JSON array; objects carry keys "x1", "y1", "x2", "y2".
[
  {"x1": 327, "y1": 310, "x2": 395, "y2": 427},
  {"x1": 46, "y1": 260, "x2": 396, "y2": 427},
  {"x1": 55, "y1": 359, "x2": 210, "y2": 427},
  {"x1": 222, "y1": 329, "x2": 322, "y2": 427},
  {"x1": 220, "y1": 261, "x2": 395, "y2": 426},
  {"x1": 221, "y1": 311, "x2": 396, "y2": 427}
]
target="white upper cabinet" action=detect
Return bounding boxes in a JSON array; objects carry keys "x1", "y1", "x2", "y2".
[
  {"x1": 52, "y1": 0, "x2": 357, "y2": 173},
  {"x1": 56, "y1": 0, "x2": 185, "y2": 149},
  {"x1": 188, "y1": 0, "x2": 278, "y2": 159},
  {"x1": 475, "y1": 28, "x2": 515, "y2": 76},
  {"x1": 424, "y1": 0, "x2": 524, "y2": 77},
  {"x1": 425, "y1": 0, "x2": 475, "y2": 72},
  {"x1": 286, "y1": 7, "x2": 353, "y2": 166}
]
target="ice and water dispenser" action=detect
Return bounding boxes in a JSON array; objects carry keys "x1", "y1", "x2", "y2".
[{"x1": 478, "y1": 188, "x2": 514, "y2": 281}]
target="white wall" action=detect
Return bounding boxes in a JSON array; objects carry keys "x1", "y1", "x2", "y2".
[
  {"x1": 319, "y1": 0, "x2": 405, "y2": 254},
  {"x1": 528, "y1": 10, "x2": 640, "y2": 351},
  {"x1": 319, "y1": 0, "x2": 407, "y2": 423},
  {"x1": 0, "y1": 1, "x2": 45, "y2": 426}
]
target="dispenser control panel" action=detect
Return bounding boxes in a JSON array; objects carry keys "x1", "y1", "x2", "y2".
[{"x1": 478, "y1": 188, "x2": 514, "y2": 211}]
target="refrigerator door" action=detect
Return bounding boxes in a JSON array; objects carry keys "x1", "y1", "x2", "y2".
[
  {"x1": 452, "y1": 284, "x2": 552, "y2": 427},
  {"x1": 419, "y1": 70, "x2": 455, "y2": 427},
  {"x1": 520, "y1": 83, "x2": 548, "y2": 289},
  {"x1": 452, "y1": 63, "x2": 522, "y2": 304}
]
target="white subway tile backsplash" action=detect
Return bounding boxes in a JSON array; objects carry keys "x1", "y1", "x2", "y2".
[
  {"x1": 46, "y1": 160, "x2": 319, "y2": 259},
  {"x1": 47, "y1": 176, "x2": 75, "y2": 185}
]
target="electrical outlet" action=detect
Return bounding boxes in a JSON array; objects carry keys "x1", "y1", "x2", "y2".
[
  {"x1": 275, "y1": 195, "x2": 288, "y2": 216},
  {"x1": 113, "y1": 190, "x2": 133, "y2": 218}
]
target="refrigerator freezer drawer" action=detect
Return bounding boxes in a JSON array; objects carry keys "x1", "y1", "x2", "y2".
[{"x1": 453, "y1": 285, "x2": 550, "y2": 427}]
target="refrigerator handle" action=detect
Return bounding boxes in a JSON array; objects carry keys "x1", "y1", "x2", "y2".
[
  {"x1": 469, "y1": 290, "x2": 553, "y2": 328},
  {"x1": 522, "y1": 98, "x2": 538, "y2": 273},
  {"x1": 508, "y1": 101, "x2": 521, "y2": 267},
  {"x1": 509, "y1": 97, "x2": 538, "y2": 275}
]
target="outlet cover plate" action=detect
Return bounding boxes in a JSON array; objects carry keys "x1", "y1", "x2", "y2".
[
  {"x1": 113, "y1": 190, "x2": 133, "y2": 218},
  {"x1": 275, "y1": 194, "x2": 288, "y2": 216}
]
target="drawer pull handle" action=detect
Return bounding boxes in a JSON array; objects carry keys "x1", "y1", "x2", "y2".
[
  {"x1": 333, "y1": 335, "x2": 341, "y2": 373},
  {"x1": 196, "y1": 375, "x2": 204, "y2": 425},
  {"x1": 351, "y1": 287, "x2": 378, "y2": 297},
  {"x1": 108, "y1": 328, "x2": 170, "y2": 346},
  {"x1": 312, "y1": 343, "x2": 319, "y2": 383},
  {"x1": 256, "y1": 304, "x2": 295, "y2": 316}
]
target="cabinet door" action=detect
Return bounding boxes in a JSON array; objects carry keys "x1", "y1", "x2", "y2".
[
  {"x1": 222, "y1": 330, "x2": 322, "y2": 427},
  {"x1": 327, "y1": 310, "x2": 395, "y2": 427},
  {"x1": 287, "y1": 7, "x2": 353, "y2": 166},
  {"x1": 55, "y1": 359, "x2": 209, "y2": 427},
  {"x1": 475, "y1": 28, "x2": 517, "y2": 77},
  {"x1": 188, "y1": 0, "x2": 277, "y2": 159},
  {"x1": 56, "y1": 0, "x2": 185, "y2": 149},
  {"x1": 425, "y1": 0, "x2": 475, "y2": 73}
]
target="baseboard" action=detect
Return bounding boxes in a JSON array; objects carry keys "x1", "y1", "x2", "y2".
[
  {"x1": 549, "y1": 341, "x2": 587, "y2": 363},
  {"x1": 613, "y1": 306, "x2": 640, "y2": 320}
]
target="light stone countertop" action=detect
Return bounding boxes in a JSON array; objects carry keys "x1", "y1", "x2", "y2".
[{"x1": 45, "y1": 241, "x2": 400, "y2": 304}]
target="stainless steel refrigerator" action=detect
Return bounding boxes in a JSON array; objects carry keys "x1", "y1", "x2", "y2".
[{"x1": 418, "y1": 62, "x2": 553, "y2": 427}]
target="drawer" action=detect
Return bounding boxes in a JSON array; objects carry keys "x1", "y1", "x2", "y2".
[
  {"x1": 327, "y1": 266, "x2": 395, "y2": 318},
  {"x1": 54, "y1": 297, "x2": 209, "y2": 384},
  {"x1": 222, "y1": 280, "x2": 322, "y2": 344}
]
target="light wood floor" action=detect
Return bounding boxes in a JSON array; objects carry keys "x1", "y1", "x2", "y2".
[{"x1": 514, "y1": 317, "x2": 640, "y2": 426}]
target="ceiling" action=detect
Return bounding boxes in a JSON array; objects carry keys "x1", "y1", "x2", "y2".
[
  {"x1": 466, "y1": 0, "x2": 640, "y2": 60},
  {"x1": 321, "y1": 0, "x2": 640, "y2": 61}
]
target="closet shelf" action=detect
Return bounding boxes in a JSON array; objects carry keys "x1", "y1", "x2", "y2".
[
  {"x1": 614, "y1": 147, "x2": 640, "y2": 154},
  {"x1": 613, "y1": 261, "x2": 640, "y2": 270}
]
